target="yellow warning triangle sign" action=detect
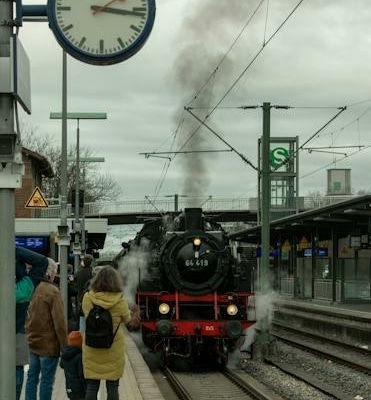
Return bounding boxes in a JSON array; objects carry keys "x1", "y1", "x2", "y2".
[{"x1": 25, "y1": 187, "x2": 49, "y2": 208}]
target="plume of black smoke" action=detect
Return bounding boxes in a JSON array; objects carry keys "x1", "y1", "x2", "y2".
[{"x1": 172, "y1": 0, "x2": 254, "y2": 204}]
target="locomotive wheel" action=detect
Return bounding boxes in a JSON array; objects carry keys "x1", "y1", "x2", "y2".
[
  {"x1": 168, "y1": 355, "x2": 193, "y2": 372},
  {"x1": 159, "y1": 350, "x2": 167, "y2": 368},
  {"x1": 216, "y1": 353, "x2": 228, "y2": 370}
]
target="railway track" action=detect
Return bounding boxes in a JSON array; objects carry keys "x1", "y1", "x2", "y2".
[
  {"x1": 159, "y1": 366, "x2": 287, "y2": 400},
  {"x1": 257, "y1": 323, "x2": 371, "y2": 399},
  {"x1": 141, "y1": 321, "x2": 371, "y2": 400},
  {"x1": 271, "y1": 323, "x2": 371, "y2": 374}
]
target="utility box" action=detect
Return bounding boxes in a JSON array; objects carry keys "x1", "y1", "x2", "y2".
[
  {"x1": 0, "y1": 35, "x2": 31, "y2": 114},
  {"x1": 327, "y1": 169, "x2": 351, "y2": 195}
]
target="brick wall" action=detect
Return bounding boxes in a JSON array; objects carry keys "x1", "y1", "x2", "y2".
[{"x1": 15, "y1": 154, "x2": 36, "y2": 218}]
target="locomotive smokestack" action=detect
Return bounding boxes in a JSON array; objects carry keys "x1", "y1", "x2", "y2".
[{"x1": 184, "y1": 208, "x2": 203, "y2": 230}]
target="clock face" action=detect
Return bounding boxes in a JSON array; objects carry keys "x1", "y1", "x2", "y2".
[{"x1": 47, "y1": 0, "x2": 156, "y2": 65}]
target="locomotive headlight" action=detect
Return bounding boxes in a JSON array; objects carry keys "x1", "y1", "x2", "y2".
[
  {"x1": 159, "y1": 303, "x2": 170, "y2": 315},
  {"x1": 193, "y1": 237, "x2": 202, "y2": 258},
  {"x1": 227, "y1": 304, "x2": 238, "y2": 316},
  {"x1": 193, "y1": 237, "x2": 202, "y2": 247}
]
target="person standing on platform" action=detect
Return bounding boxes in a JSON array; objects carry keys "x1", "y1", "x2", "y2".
[
  {"x1": 75, "y1": 254, "x2": 94, "y2": 333},
  {"x1": 82, "y1": 266, "x2": 131, "y2": 400},
  {"x1": 16, "y1": 273, "x2": 34, "y2": 400},
  {"x1": 60, "y1": 331, "x2": 87, "y2": 400},
  {"x1": 15, "y1": 247, "x2": 50, "y2": 400},
  {"x1": 25, "y1": 259, "x2": 68, "y2": 400},
  {"x1": 67, "y1": 264, "x2": 79, "y2": 330}
]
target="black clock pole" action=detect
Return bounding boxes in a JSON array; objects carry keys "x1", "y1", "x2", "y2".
[{"x1": 0, "y1": 0, "x2": 18, "y2": 398}]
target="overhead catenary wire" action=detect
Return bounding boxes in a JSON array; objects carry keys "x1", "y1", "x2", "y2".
[
  {"x1": 185, "y1": 107, "x2": 258, "y2": 171},
  {"x1": 140, "y1": 149, "x2": 232, "y2": 157},
  {"x1": 298, "y1": 107, "x2": 347, "y2": 151},
  {"x1": 268, "y1": 106, "x2": 347, "y2": 173},
  {"x1": 145, "y1": 0, "x2": 306, "y2": 197},
  {"x1": 185, "y1": 0, "x2": 265, "y2": 108},
  {"x1": 196, "y1": 0, "x2": 306, "y2": 118},
  {"x1": 180, "y1": 0, "x2": 371, "y2": 195},
  {"x1": 321, "y1": 103, "x2": 371, "y2": 144},
  {"x1": 262, "y1": 0, "x2": 270, "y2": 46},
  {"x1": 300, "y1": 144, "x2": 371, "y2": 180},
  {"x1": 177, "y1": 0, "x2": 306, "y2": 179},
  {"x1": 144, "y1": 195, "x2": 166, "y2": 216},
  {"x1": 151, "y1": 109, "x2": 186, "y2": 199},
  {"x1": 297, "y1": 102, "x2": 371, "y2": 181},
  {"x1": 147, "y1": 0, "x2": 268, "y2": 197}
]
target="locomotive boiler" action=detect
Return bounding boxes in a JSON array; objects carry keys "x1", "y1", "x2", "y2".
[{"x1": 131, "y1": 207, "x2": 256, "y2": 368}]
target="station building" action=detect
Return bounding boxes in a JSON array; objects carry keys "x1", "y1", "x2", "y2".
[
  {"x1": 232, "y1": 138, "x2": 370, "y2": 303},
  {"x1": 14, "y1": 147, "x2": 107, "y2": 261},
  {"x1": 230, "y1": 194, "x2": 371, "y2": 303}
]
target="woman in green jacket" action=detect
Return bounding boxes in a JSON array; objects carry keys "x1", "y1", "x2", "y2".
[{"x1": 82, "y1": 266, "x2": 131, "y2": 400}]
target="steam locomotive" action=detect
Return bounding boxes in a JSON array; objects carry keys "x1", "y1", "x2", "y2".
[{"x1": 126, "y1": 208, "x2": 256, "y2": 368}]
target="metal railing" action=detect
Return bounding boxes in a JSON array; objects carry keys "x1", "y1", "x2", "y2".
[{"x1": 37, "y1": 195, "x2": 356, "y2": 219}]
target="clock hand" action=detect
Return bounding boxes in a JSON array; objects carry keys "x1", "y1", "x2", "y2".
[
  {"x1": 92, "y1": 0, "x2": 126, "y2": 15},
  {"x1": 91, "y1": 6, "x2": 145, "y2": 17}
]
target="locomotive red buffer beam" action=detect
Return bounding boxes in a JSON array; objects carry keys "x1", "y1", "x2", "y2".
[
  {"x1": 142, "y1": 319, "x2": 254, "y2": 339},
  {"x1": 137, "y1": 291, "x2": 256, "y2": 340}
]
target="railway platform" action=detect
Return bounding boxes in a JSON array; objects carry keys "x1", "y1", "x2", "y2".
[
  {"x1": 273, "y1": 296, "x2": 371, "y2": 348},
  {"x1": 275, "y1": 296, "x2": 371, "y2": 318},
  {"x1": 20, "y1": 327, "x2": 165, "y2": 400}
]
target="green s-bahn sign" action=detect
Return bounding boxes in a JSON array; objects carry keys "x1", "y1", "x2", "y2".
[{"x1": 270, "y1": 146, "x2": 289, "y2": 170}]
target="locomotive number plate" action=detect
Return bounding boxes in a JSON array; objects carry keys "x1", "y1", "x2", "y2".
[{"x1": 185, "y1": 259, "x2": 209, "y2": 267}]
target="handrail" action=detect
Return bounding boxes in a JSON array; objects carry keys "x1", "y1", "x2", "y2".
[{"x1": 35, "y1": 195, "x2": 355, "y2": 219}]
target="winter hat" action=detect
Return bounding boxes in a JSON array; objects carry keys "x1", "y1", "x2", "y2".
[{"x1": 68, "y1": 331, "x2": 83, "y2": 348}]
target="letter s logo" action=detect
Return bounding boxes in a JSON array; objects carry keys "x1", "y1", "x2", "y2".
[{"x1": 270, "y1": 147, "x2": 289, "y2": 169}]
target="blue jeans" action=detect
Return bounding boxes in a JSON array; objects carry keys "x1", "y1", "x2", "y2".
[
  {"x1": 16, "y1": 366, "x2": 24, "y2": 400},
  {"x1": 25, "y1": 352, "x2": 59, "y2": 400},
  {"x1": 79, "y1": 316, "x2": 86, "y2": 333}
]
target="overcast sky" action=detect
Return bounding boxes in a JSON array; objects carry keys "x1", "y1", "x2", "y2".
[{"x1": 17, "y1": 0, "x2": 371, "y2": 202}]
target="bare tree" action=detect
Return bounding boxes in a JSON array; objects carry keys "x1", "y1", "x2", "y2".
[{"x1": 21, "y1": 128, "x2": 121, "y2": 203}]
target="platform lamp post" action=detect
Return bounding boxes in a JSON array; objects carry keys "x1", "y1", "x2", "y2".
[
  {"x1": 67, "y1": 156, "x2": 105, "y2": 259},
  {"x1": 50, "y1": 111, "x2": 106, "y2": 311}
]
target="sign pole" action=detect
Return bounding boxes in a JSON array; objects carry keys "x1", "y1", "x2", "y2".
[
  {"x1": 59, "y1": 49, "x2": 69, "y2": 321},
  {"x1": 0, "y1": 0, "x2": 18, "y2": 397}
]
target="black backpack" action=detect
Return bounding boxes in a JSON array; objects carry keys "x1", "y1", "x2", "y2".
[{"x1": 85, "y1": 305, "x2": 120, "y2": 349}]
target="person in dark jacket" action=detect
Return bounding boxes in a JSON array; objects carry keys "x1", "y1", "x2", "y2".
[
  {"x1": 60, "y1": 331, "x2": 86, "y2": 400},
  {"x1": 15, "y1": 246, "x2": 49, "y2": 400},
  {"x1": 15, "y1": 247, "x2": 49, "y2": 335},
  {"x1": 25, "y1": 259, "x2": 68, "y2": 400},
  {"x1": 75, "y1": 254, "x2": 94, "y2": 332},
  {"x1": 16, "y1": 273, "x2": 34, "y2": 400}
]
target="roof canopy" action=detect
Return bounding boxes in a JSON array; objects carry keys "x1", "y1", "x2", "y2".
[{"x1": 229, "y1": 195, "x2": 371, "y2": 243}]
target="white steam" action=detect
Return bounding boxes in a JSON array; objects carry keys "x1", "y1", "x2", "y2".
[
  {"x1": 236, "y1": 291, "x2": 278, "y2": 358},
  {"x1": 118, "y1": 239, "x2": 151, "y2": 307}
]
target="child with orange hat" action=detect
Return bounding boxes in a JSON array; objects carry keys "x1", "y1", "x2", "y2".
[{"x1": 60, "y1": 331, "x2": 86, "y2": 400}]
